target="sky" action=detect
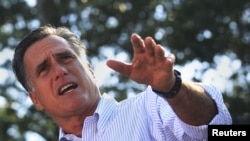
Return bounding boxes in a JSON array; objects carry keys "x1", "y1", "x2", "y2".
[{"x1": 25, "y1": 0, "x2": 36, "y2": 7}]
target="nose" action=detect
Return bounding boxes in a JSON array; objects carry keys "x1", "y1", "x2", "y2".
[{"x1": 53, "y1": 63, "x2": 68, "y2": 81}]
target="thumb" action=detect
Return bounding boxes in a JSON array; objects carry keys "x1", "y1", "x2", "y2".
[{"x1": 106, "y1": 59, "x2": 131, "y2": 76}]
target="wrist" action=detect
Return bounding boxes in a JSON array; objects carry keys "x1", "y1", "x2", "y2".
[{"x1": 152, "y1": 69, "x2": 182, "y2": 99}]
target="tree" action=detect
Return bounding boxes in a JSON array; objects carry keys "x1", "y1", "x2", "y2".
[{"x1": 0, "y1": 0, "x2": 249, "y2": 140}]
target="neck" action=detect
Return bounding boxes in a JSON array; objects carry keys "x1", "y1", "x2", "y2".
[
  {"x1": 61, "y1": 117, "x2": 84, "y2": 137},
  {"x1": 55, "y1": 97, "x2": 100, "y2": 137}
]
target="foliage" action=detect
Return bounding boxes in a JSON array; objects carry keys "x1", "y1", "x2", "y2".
[{"x1": 0, "y1": 0, "x2": 249, "y2": 140}]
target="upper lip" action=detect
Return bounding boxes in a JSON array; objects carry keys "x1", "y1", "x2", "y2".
[{"x1": 58, "y1": 82, "x2": 77, "y2": 95}]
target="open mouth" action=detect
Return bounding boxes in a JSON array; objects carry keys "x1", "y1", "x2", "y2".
[{"x1": 58, "y1": 83, "x2": 77, "y2": 95}]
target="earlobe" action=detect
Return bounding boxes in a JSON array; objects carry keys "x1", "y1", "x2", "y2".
[{"x1": 29, "y1": 92, "x2": 44, "y2": 111}]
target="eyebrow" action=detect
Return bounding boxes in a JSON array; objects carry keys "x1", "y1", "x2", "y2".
[{"x1": 54, "y1": 50, "x2": 75, "y2": 59}]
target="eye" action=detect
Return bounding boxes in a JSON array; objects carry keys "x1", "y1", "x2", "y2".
[
  {"x1": 62, "y1": 55, "x2": 73, "y2": 59},
  {"x1": 56, "y1": 51, "x2": 77, "y2": 64},
  {"x1": 39, "y1": 66, "x2": 46, "y2": 72},
  {"x1": 36, "y1": 60, "x2": 49, "y2": 77},
  {"x1": 59, "y1": 54, "x2": 76, "y2": 63}
]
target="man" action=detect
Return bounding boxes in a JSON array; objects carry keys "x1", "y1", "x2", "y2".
[{"x1": 12, "y1": 25, "x2": 232, "y2": 141}]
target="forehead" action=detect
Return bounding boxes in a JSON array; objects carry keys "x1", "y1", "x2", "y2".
[
  {"x1": 23, "y1": 35, "x2": 74, "y2": 66},
  {"x1": 24, "y1": 35, "x2": 72, "y2": 59}
]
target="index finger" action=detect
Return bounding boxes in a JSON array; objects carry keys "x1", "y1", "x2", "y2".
[{"x1": 131, "y1": 33, "x2": 145, "y2": 54}]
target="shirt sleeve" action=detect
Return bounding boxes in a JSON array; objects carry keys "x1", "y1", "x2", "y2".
[
  {"x1": 146, "y1": 83, "x2": 232, "y2": 140},
  {"x1": 178, "y1": 83, "x2": 232, "y2": 139},
  {"x1": 199, "y1": 83, "x2": 232, "y2": 125}
]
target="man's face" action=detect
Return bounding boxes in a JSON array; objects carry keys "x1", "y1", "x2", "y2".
[{"x1": 23, "y1": 35, "x2": 100, "y2": 119}]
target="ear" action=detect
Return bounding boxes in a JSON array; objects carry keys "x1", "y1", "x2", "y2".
[{"x1": 29, "y1": 91, "x2": 44, "y2": 111}]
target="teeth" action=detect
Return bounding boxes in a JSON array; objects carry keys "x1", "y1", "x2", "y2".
[{"x1": 60, "y1": 84, "x2": 74, "y2": 94}]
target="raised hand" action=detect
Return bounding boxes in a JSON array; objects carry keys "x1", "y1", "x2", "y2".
[{"x1": 106, "y1": 33, "x2": 176, "y2": 92}]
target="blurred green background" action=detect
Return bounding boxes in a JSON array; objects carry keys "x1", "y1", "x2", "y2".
[{"x1": 0, "y1": 0, "x2": 249, "y2": 140}]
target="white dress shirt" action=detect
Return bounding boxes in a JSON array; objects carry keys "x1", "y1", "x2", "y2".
[{"x1": 59, "y1": 84, "x2": 232, "y2": 141}]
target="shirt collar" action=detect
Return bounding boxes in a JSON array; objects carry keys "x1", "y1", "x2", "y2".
[
  {"x1": 59, "y1": 128, "x2": 82, "y2": 141},
  {"x1": 59, "y1": 93, "x2": 117, "y2": 139},
  {"x1": 94, "y1": 93, "x2": 118, "y2": 132}
]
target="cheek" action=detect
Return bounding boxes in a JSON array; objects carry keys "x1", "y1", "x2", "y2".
[
  {"x1": 79, "y1": 68, "x2": 96, "y2": 83},
  {"x1": 75, "y1": 68, "x2": 97, "y2": 89},
  {"x1": 32, "y1": 79, "x2": 52, "y2": 97},
  {"x1": 72, "y1": 63, "x2": 92, "y2": 78},
  {"x1": 32, "y1": 88, "x2": 55, "y2": 111}
]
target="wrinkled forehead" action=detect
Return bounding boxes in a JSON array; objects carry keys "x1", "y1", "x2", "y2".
[{"x1": 23, "y1": 35, "x2": 74, "y2": 66}]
